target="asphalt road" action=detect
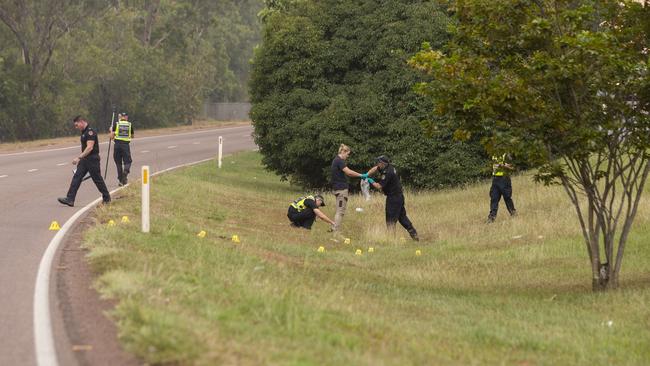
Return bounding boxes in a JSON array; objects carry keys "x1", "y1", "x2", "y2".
[{"x1": 0, "y1": 124, "x2": 256, "y2": 365}]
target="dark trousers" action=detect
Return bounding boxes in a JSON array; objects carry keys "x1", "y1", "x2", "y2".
[
  {"x1": 113, "y1": 141, "x2": 132, "y2": 182},
  {"x1": 386, "y1": 194, "x2": 417, "y2": 236},
  {"x1": 489, "y1": 176, "x2": 515, "y2": 218},
  {"x1": 287, "y1": 206, "x2": 316, "y2": 229},
  {"x1": 67, "y1": 156, "x2": 110, "y2": 202}
]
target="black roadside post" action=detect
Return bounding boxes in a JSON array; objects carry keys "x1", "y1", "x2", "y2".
[{"x1": 104, "y1": 106, "x2": 116, "y2": 179}]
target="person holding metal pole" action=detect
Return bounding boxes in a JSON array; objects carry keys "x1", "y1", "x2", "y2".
[{"x1": 110, "y1": 112, "x2": 134, "y2": 186}]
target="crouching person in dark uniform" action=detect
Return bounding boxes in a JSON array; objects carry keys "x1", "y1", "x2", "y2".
[
  {"x1": 57, "y1": 116, "x2": 111, "y2": 207},
  {"x1": 367, "y1": 155, "x2": 419, "y2": 241},
  {"x1": 287, "y1": 194, "x2": 335, "y2": 230},
  {"x1": 486, "y1": 153, "x2": 516, "y2": 223}
]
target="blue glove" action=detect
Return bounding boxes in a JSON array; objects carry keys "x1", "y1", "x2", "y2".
[
  {"x1": 367, "y1": 178, "x2": 375, "y2": 184},
  {"x1": 360, "y1": 172, "x2": 369, "y2": 179}
]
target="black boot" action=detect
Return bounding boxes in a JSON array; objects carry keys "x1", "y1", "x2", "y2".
[{"x1": 57, "y1": 197, "x2": 74, "y2": 207}]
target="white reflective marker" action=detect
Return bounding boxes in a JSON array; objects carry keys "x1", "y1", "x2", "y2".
[
  {"x1": 142, "y1": 165, "x2": 150, "y2": 233},
  {"x1": 218, "y1": 136, "x2": 223, "y2": 169}
]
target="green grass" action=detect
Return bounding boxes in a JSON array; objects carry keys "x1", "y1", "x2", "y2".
[{"x1": 85, "y1": 151, "x2": 650, "y2": 365}]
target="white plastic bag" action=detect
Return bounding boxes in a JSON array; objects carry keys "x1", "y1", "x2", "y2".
[{"x1": 360, "y1": 179, "x2": 371, "y2": 201}]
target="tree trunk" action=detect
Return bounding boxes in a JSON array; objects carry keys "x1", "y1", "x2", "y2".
[
  {"x1": 142, "y1": 0, "x2": 161, "y2": 46},
  {"x1": 591, "y1": 261, "x2": 620, "y2": 291}
]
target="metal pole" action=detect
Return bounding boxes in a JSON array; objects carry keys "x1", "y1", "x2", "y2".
[
  {"x1": 142, "y1": 165, "x2": 150, "y2": 233},
  {"x1": 104, "y1": 108, "x2": 116, "y2": 179}
]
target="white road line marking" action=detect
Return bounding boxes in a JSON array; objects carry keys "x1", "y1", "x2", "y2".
[
  {"x1": 141, "y1": 150, "x2": 150, "y2": 153},
  {"x1": 167, "y1": 145, "x2": 177, "y2": 149},
  {"x1": 0, "y1": 174, "x2": 8, "y2": 178},
  {"x1": 28, "y1": 169, "x2": 39, "y2": 172},
  {"x1": 34, "y1": 150, "x2": 252, "y2": 366},
  {"x1": 1, "y1": 125, "x2": 251, "y2": 157},
  {"x1": 193, "y1": 142, "x2": 200, "y2": 145},
  {"x1": 56, "y1": 163, "x2": 66, "y2": 166}
]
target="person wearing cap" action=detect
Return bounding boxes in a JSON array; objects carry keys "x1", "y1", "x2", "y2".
[
  {"x1": 366, "y1": 155, "x2": 419, "y2": 241},
  {"x1": 110, "y1": 112, "x2": 134, "y2": 185},
  {"x1": 57, "y1": 116, "x2": 111, "y2": 207},
  {"x1": 331, "y1": 144, "x2": 369, "y2": 232},
  {"x1": 486, "y1": 153, "x2": 516, "y2": 223},
  {"x1": 287, "y1": 194, "x2": 335, "y2": 230}
]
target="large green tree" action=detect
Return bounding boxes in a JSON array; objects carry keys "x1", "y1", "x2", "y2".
[
  {"x1": 250, "y1": 0, "x2": 487, "y2": 189},
  {"x1": 410, "y1": 0, "x2": 650, "y2": 290}
]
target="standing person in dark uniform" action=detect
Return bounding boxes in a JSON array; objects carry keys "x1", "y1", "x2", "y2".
[
  {"x1": 287, "y1": 194, "x2": 335, "y2": 230},
  {"x1": 486, "y1": 153, "x2": 516, "y2": 223},
  {"x1": 366, "y1": 155, "x2": 419, "y2": 241},
  {"x1": 330, "y1": 144, "x2": 368, "y2": 232},
  {"x1": 57, "y1": 116, "x2": 111, "y2": 207},
  {"x1": 110, "y1": 112, "x2": 134, "y2": 186}
]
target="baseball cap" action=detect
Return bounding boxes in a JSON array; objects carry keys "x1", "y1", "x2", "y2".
[
  {"x1": 314, "y1": 194, "x2": 326, "y2": 206},
  {"x1": 376, "y1": 155, "x2": 390, "y2": 164}
]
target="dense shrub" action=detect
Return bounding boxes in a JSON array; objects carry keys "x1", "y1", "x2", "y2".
[{"x1": 250, "y1": 0, "x2": 488, "y2": 189}]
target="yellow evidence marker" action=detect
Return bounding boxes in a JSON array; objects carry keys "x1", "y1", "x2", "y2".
[
  {"x1": 415, "y1": 249, "x2": 422, "y2": 256},
  {"x1": 344, "y1": 238, "x2": 351, "y2": 245},
  {"x1": 355, "y1": 249, "x2": 362, "y2": 256},
  {"x1": 232, "y1": 234, "x2": 240, "y2": 243},
  {"x1": 197, "y1": 230, "x2": 207, "y2": 238},
  {"x1": 121, "y1": 216, "x2": 130, "y2": 223},
  {"x1": 368, "y1": 247, "x2": 374, "y2": 253},
  {"x1": 49, "y1": 221, "x2": 61, "y2": 231},
  {"x1": 317, "y1": 246, "x2": 325, "y2": 253},
  {"x1": 107, "y1": 220, "x2": 116, "y2": 227}
]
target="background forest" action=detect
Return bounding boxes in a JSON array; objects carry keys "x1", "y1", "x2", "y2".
[{"x1": 0, "y1": 0, "x2": 262, "y2": 142}]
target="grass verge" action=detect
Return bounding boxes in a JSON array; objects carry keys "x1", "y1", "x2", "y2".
[{"x1": 85, "y1": 151, "x2": 650, "y2": 365}]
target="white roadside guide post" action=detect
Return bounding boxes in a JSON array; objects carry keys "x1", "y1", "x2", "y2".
[
  {"x1": 142, "y1": 165, "x2": 150, "y2": 233},
  {"x1": 218, "y1": 136, "x2": 223, "y2": 169}
]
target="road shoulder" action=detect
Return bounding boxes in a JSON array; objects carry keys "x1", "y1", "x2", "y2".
[{"x1": 52, "y1": 214, "x2": 140, "y2": 366}]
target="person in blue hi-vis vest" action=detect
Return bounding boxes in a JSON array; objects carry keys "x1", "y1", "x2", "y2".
[{"x1": 487, "y1": 153, "x2": 517, "y2": 223}]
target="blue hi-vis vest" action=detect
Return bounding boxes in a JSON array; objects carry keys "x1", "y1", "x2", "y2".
[{"x1": 114, "y1": 120, "x2": 132, "y2": 142}]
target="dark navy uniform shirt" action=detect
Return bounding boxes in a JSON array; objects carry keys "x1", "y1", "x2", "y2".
[
  {"x1": 303, "y1": 198, "x2": 318, "y2": 210},
  {"x1": 331, "y1": 156, "x2": 348, "y2": 190},
  {"x1": 81, "y1": 125, "x2": 100, "y2": 157},
  {"x1": 378, "y1": 165, "x2": 403, "y2": 197}
]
